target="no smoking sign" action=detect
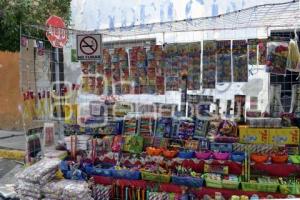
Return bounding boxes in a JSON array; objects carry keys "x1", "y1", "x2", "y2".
[{"x1": 77, "y1": 34, "x2": 102, "y2": 60}]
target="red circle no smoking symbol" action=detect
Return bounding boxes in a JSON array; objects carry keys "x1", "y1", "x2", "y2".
[{"x1": 80, "y1": 36, "x2": 98, "y2": 55}]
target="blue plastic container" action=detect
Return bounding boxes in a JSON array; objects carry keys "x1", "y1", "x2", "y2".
[
  {"x1": 172, "y1": 176, "x2": 204, "y2": 187},
  {"x1": 178, "y1": 151, "x2": 195, "y2": 159},
  {"x1": 111, "y1": 169, "x2": 141, "y2": 180},
  {"x1": 84, "y1": 165, "x2": 112, "y2": 177},
  {"x1": 231, "y1": 152, "x2": 246, "y2": 162}
]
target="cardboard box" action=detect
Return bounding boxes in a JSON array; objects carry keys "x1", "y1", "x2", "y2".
[
  {"x1": 239, "y1": 126, "x2": 269, "y2": 144},
  {"x1": 269, "y1": 127, "x2": 299, "y2": 145}
]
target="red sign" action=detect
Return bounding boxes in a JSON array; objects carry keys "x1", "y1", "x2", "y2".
[{"x1": 45, "y1": 15, "x2": 68, "y2": 48}]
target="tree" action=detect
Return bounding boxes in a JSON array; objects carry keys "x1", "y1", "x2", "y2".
[{"x1": 0, "y1": 0, "x2": 71, "y2": 52}]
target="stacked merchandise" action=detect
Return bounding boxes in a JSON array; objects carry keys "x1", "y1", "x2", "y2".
[
  {"x1": 15, "y1": 158, "x2": 60, "y2": 199},
  {"x1": 112, "y1": 48, "x2": 129, "y2": 94},
  {"x1": 65, "y1": 135, "x2": 91, "y2": 151},
  {"x1": 92, "y1": 184, "x2": 111, "y2": 200},
  {"x1": 42, "y1": 179, "x2": 93, "y2": 200}
]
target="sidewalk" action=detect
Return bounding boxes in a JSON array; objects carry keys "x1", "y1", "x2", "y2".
[{"x1": 0, "y1": 130, "x2": 25, "y2": 199}]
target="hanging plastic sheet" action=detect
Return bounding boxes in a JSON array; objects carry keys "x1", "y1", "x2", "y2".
[
  {"x1": 233, "y1": 40, "x2": 248, "y2": 82},
  {"x1": 216, "y1": 40, "x2": 231, "y2": 83},
  {"x1": 266, "y1": 41, "x2": 289, "y2": 75},
  {"x1": 202, "y1": 41, "x2": 217, "y2": 89}
]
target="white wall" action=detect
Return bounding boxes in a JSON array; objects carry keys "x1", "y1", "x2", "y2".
[{"x1": 65, "y1": 0, "x2": 279, "y2": 116}]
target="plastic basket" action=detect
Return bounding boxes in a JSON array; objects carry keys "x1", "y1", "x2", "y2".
[
  {"x1": 111, "y1": 169, "x2": 141, "y2": 180},
  {"x1": 141, "y1": 171, "x2": 170, "y2": 183},
  {"x1": 241, "y1": 182, "x2": 278, "y2": 193},
  {"x1": 289, "y1": 155, "x2": 300, "y2": 164},
  {"x1": 178, "y1": 151, "x2": 194, "y2": 159},
  {"x1": 84, "y1": 165, "x2": 112, "y2": 177},
  {"x1": 279, "y1": 184, "x2": 300, "y2": 195},
  {"x1": 171, "y1": 176, "x2": 204, "y2": 187},
  {"x1": 205, "y1": 178, "x2": 222, "y2": 189},
  {"x1": 222, "y1": 180, "x2": 240, "y2": 189},
  {"x1": 231, "y1": 152, "x2": 245, "y2": 162}
]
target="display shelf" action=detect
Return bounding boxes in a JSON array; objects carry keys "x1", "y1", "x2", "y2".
[
  {"x1": 251, "y1": 163, "x2": 300, "y2": 177},
  {"x1": 93, "y1": 175, "x2": 298, "y2": 199}
]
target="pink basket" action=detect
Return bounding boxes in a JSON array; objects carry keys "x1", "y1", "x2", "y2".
[
  {"x1": 213, "y1": 152, "x2": 230, "y2": 160},
  {"x1": 195, "y1": 151, "x2": 212, "y2": 160}
]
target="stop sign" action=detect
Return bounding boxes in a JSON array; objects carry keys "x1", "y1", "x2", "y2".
[{"x1": 46, "y1": 15, "x2": 68, "y2": 48}]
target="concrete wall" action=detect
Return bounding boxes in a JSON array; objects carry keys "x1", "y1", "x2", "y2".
[{"x1": 0, "y1": 51, "x2": 23, "y2": 130}]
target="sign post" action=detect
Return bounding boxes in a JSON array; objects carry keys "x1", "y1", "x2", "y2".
[
  {"x1": 45, "y1": 15, "x2": 68, "y2": 48},
  {"x1": 77, "y1": 34, "x2": 102, "y2": 60}
]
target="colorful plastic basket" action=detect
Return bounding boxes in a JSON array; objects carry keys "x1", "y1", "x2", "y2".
[
  {"x1": 222, "y1": 180, "x2": 240, "y2": 189},
  {"x1": 195, "y1": 151, "x2": 212, "y2": 160},
  {"x1": 178, "y1": 151, "x2": 194, "y2": 159},
  {"x1": 279, "y1": 184, "x2": 300, "y2": 195},
  {"x1": 241, "y1": 182, "x2": 279, "y2": 193},
  {"x1": 141, "y1": 171, "x2": 170, "y2": 183},
  {"x1": 171, "y1": 176, "x2": 204, "y2": 187},
  {"x1": 205, "y1": 178, "x2": 222, "y2": 189},
  {"x1": 111, "y1": 169, "x2": 141, "y2": 180}
]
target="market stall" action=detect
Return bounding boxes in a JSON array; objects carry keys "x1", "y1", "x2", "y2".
[{"x1": 16, "y1": 0, "x2": 300, "y2": 199}]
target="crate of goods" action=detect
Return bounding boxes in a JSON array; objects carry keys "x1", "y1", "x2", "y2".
[
  {"x1": 242, "y1": 177, "x2": 279, "y2": 193},
  {"x1": 84, "y1": 164, "x2": 112, "y2": 177},
  {"x1": 239, "y1": 126, "x2": 269, "y2": 144},
  {"x1": 204, "y1": 174, "x2": 222, "y2": 189},
  {"x1": 269, "y1": 127, "x2": 299, "y2": 145},
  {"x1": 279, "y1": 184, "x2": 300, "y2": 195},
  {"x1": 141, "y1": 171, "x2": 171, "y2": 183},
  {"x1": 171, "y1": 176, "x2": 204, "y2": 187},
  {"x1": 111, "y1": 169, "x2": 141, "y2": 180},
  {"x1": 222, "y1": 176, "x2": 240, "y2": 190},
  {"x1": 210, "y1": 143, "x2": 233, "y2": 152},
  {"x1": 289, "y1": 155, "x2": 300, "y2": 164}
]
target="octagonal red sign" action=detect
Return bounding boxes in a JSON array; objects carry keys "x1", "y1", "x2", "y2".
[{"x1": 45, "y1": 15, "x2": 68, "y2": 48}]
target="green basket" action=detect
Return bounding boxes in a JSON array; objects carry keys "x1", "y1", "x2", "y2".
[
  {"x1": 222, "y1": 180, "x2": 240, "y2": 190},
  {"x1": 289, "y1": 155, "x2": 300, "y2": 164},
  {"x1": 279, "y1": 184, "x2": 300, "y2": 195},
  {"x1": 141, "y1": 171, "x2": 171, "y2": 183},
  {"x1": 242, "y1": 182, "x2": 278, "y2": 193},
  {"x1": 205, "y1": 178, "x2": 223, "y2": 189}
]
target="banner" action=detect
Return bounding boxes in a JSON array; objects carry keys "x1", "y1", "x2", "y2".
[
  {"x1": 217, "y1": 40, "x2": 231, "y2": 83},
  {"x1": 202, "y1": 41, "x2": 217, "y2": 88},
  {"x1": 233, "y1": 40, "x2": 248, "y2": 82}
]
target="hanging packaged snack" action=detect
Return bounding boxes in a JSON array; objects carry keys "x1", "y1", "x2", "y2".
[
  {"x1": 194, "y1": 118, "x2": 210, "y2": 138},
  {"x1": 187, "y1": 42, "x2": 201, "y2": 90},
  {"x1": 177, "y1": 118, "x2": 195, "y2": 139},
  {"x1": 258, "y1": 39, "x2": 267, "y2": 65},
  {"x1": 248, "y1": 39, "x2": 258, "y2": 65},
  {"x1": 266, "y1": 41, "x2": 289, "y2": 74},
  {"x1": 203, "y1": 41, "x2": 217, "y2": 89},
  {"x1": 155, "y1": 117, "x2": 173, "y2": 137},
  {"x1": 287, "y1": 38, "x2": 300, "y2": 72},
  {"x1": 123, "y1": 114, "x2": 139, "y2": 135},
  {"x1": 165, "y1": 44, "x2": 180, "y2": 91},
  {"x1": 217, "y1": 40, "x2": 232, "y2": 83},
  {"x1": 234, "y1": 95, "x2": 246, "y2": 123},
  {"x1": 122, "y1": 135, "x2": 144, "y2": 154},
  {"x1": 233, "y1": 40, "x2": 248, "y2": 82},
  {"x1": 139, "y1": 116, "x2": 155, "y2": 136}
]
